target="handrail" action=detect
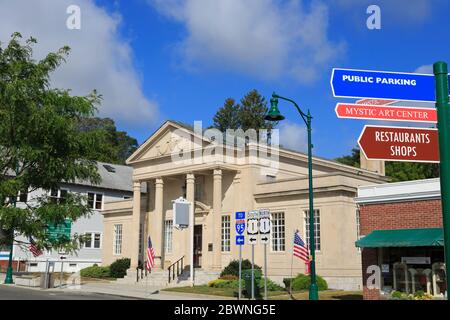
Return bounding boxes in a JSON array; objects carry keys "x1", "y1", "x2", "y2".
[{"x1": 167, "y1": 256, "x2": 185, "y2": 284}]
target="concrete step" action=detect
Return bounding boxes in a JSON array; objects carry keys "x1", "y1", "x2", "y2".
[{"x1": 117, "y1": 269, "x2": 220, "y2": 287}]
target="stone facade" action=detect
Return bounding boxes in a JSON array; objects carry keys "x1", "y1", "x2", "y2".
[{"x1": 102, "y1": 121, "x2": 386, "y2": 289}]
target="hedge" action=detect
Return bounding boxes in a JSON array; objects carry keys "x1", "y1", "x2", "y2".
[
  {"x1": 283, "y1": 273, "x2": 328, "y2": 291},
  {"x1": 220, "y1": 259, "x2": 261, "y2": 278},
  {"x1": 109, "y1": 258, "x2": 131, "y2": 278},
  {"x1": 80, "y1": 265, "x2": 110, "y2": 278}
]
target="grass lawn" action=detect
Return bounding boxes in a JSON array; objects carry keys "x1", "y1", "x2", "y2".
[{"x1": 163, "y1": 286, "x2": 362, "y2": 300}]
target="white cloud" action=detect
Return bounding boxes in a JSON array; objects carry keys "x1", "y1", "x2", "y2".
[
  {"x1": 0, "y1": 0, "x2": 159, "y2": 129},
  {"x1": 415, "y1": 64, "x2": 433, "y2": 74},
  {"x1": 150, "y1": 0, "x2": 344, "y2": 84},
  {"x1": 279, "y1": 121, "x2": 307, "y2": 152}
]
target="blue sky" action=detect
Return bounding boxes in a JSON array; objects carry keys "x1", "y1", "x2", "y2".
[{"x1": 1, "y1": 0, "x2": 450, "y2": 159}]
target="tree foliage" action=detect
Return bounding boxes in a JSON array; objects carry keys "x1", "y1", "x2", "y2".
[
  {"x1": 213, "y1": 90, "x2": 276, "y2": 132},
  {"x1": 77, "y1": 117, "x2": 138, "y2": 164},
  {"x1": 335, "y1": 146, "x2": 440, "y2": 182},
  {"x1": 0, "y1": 33, "x2": 108, "y2": 252}
]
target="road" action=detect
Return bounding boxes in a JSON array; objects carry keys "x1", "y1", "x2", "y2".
[{"x1": 0, "y1": 285, "x2": 141, "y2": 300}]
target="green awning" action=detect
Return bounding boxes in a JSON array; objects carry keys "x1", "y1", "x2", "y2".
[{"x1": 355, "y1": 228, "x2": 444, "y2": 248}]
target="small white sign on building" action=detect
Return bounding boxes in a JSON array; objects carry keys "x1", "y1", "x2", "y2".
[
  {"x1": 173, "y1": 197, "x2": 190, "y2": 229},
  {"x1": 401, "y1": 257, "x2": 431, "y2": 265}
]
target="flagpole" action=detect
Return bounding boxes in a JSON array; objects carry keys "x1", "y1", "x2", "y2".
[{"x1": 289, "y1": 230, "x2": 294, "y2": 300}]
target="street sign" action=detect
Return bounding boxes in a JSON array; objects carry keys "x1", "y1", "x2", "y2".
[
  {"x1": 236, "y1": 235, "x2": 245, "y2": 246},
  {"x1": 247, "y1": 210, "x2": 259, "y2": 245},
  {"x1": 331, "y1": 68, "x2": 449, "y2": 102},
  {"x1": 356, "y1": 98, "x2": 397, "y2": 105},
  {"x1": 259, "y1": 209, "x2": 271, "y2": 244},
  {"x1": 47, "y1": 219, "x2": 72, "y2": 241},
  {"x1": 358, "y1": 125, "x2": 439, "y2": 163},
  {"x1": 335, "y1": 103, "x2": 437, "y2": 123}
]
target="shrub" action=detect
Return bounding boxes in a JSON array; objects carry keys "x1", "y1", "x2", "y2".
[
  {"x1": 208, "y1": 279, "x2": 227, "y2": 287},
  {"x1": 290, "y1": 273, "x2": 328, "y2": 291},
  {"x1": 80, "y1": 265, "x2": 110, "y2": 278},
  {"x1": 391, "y1": 291, "x2": 403, "y2": 299},
  {"x1": 283, "y1": 278, "x2": 293, "y2": 289},
  {"x1": 219, "y1": 274, "x2": 238, "y2": 281},
  {"x1": 109, "y1": 258, "x2": 131, "y2": 278},
  {"x1": 220, "y1": 260, "x2": 261, "y2": 278},
  {"x1": 259, "y1": 279, "x2": 283, "y2": 291}
]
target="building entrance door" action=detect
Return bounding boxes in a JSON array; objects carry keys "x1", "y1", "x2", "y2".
[{"x1": 194, "y1": 225, "x2": 202, "y2": 268}]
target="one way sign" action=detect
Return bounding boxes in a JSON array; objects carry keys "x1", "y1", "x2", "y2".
[{"x1": 247, "y1": 210, "x2": 259, "y2": 245}]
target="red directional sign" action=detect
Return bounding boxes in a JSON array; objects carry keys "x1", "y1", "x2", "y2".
[
  {"x1": 358, "y1": 125, "x2": 439, "y2": 163},
  {"x1": 335, "y1": 103, "x2": 437, "y2": 123},
  {"x1": 356, "y1": 98, "x2": 397, "y2": 105}
]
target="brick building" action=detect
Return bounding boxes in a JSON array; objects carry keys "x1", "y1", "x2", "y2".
[{"x1": 355, "y1": 178, "x2": 446, "y2": 300}]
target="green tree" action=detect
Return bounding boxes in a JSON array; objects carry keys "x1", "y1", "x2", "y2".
[
  {"x1": 77, "y1": 117, "x2": 138, "y2": 164},
  {"x1": 335, "y1": 147, "x2": 440, "y2": 182},
  {"x1": 213, "y1": 98, "x2": 240, "y2": 132},
  {"x1": 238, "y1": 89, "x2": 275, "y2": 131},
  {"x1": 0, "y1": 33, "x2": 107, "y2": 253},
  {"x1": 212, "y1": 90, "x2": 276, "y2": 132},
  {"x1": 335, "y1": 147, "x2": 360, "y2": 168}
]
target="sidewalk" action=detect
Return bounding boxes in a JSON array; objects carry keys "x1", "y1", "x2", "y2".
[{"x1": 53, "y1": 282, "x2": 234, "y2": 300}]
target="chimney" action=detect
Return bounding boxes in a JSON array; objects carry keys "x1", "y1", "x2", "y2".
[{"x1": 360, "y1": 152, "x2": 385, "y2": 176}]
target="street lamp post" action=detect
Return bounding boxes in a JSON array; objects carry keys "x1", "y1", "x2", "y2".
[
  {"x1": 265, "y1": 92, "x2": 319, "y2": 300},
  {"x1": 4, "y1": 197, "x2": 16, "y2": 285}
]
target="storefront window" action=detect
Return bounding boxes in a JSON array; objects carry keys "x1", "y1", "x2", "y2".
[{"x1": 379, "y1": 247, "x2": 446, "y2": 297}]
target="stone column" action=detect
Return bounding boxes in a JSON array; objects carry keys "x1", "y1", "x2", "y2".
[
  {"x1": 213, "y1": 169, "x2": 222, "y2": 270},
  {"x1": 186, "y1": 173, "x2": 195, "y2": 267},
  {"x1": 154, "y1": 178, "x2": 165, "y2": 269},
  {"x1": 130, "y1": 181, "x2": 141, "y2": 269}
]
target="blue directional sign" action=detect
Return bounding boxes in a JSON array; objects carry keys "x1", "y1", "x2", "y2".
[
  {"x1": 236, "y1": 235, "x2": 245, "y2": 246},
  {"x1": 331, "y1": 68, "x2": 450, "y2": 102}
]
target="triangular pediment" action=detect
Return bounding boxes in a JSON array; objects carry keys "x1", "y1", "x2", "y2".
[{"x1": 126, "y1": 121, "x2": 211, "y2": 164}]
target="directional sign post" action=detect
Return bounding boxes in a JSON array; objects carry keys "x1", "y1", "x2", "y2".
[
  {"x1": 235, "y1": 211, "x2": 246, "y2": 300},
  {"x1": 331, "y1": 68, "x2": 447, "y2": 102},
  {"x1": 336, "y1": 103, "x2": 437, "y2": 123},
  {"x1": 434, "y1": 61, "x2": 450, "y2": 300},
  {"x1": 358, "y1": 125, "x2": 439, "y2": 163},
  {"x1": 332, "y1": 63, "x2": 450, "y2": 300}
]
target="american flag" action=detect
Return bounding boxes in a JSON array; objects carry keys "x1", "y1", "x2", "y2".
[
  {"x1": 29, "y1": 237, "x2": 43, "y2": 257},
  {"x1": 293, "y1": 230, "x2": 309, "y2": 263},
  {"x1": 146, "y1": 236, "x2": 155, "y2": 271}
]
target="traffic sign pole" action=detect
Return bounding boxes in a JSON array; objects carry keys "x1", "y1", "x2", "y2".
[
  {"x1": 264, "y1": 243, "x2": 267, "y2": 300},
  {"x1": 434, "y1": 61, "x2": 450, "y2": 300},
  {"x1": 251, "y1": 244, "x2": 255, "y2": 300},
  {"x1": 238, "y1": 245, "x2": 242, "y2": 300}
]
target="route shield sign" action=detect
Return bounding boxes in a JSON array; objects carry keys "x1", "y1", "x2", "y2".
[
  {"x1": 247, "y1": 210, "x2": 259, "y2": 245},
  {"x1": 235, "y1": 211, "x2": 246, "y2": 235},
  {"x1": 259, "y1": 209, "x2": 271, "y2": 244}
]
